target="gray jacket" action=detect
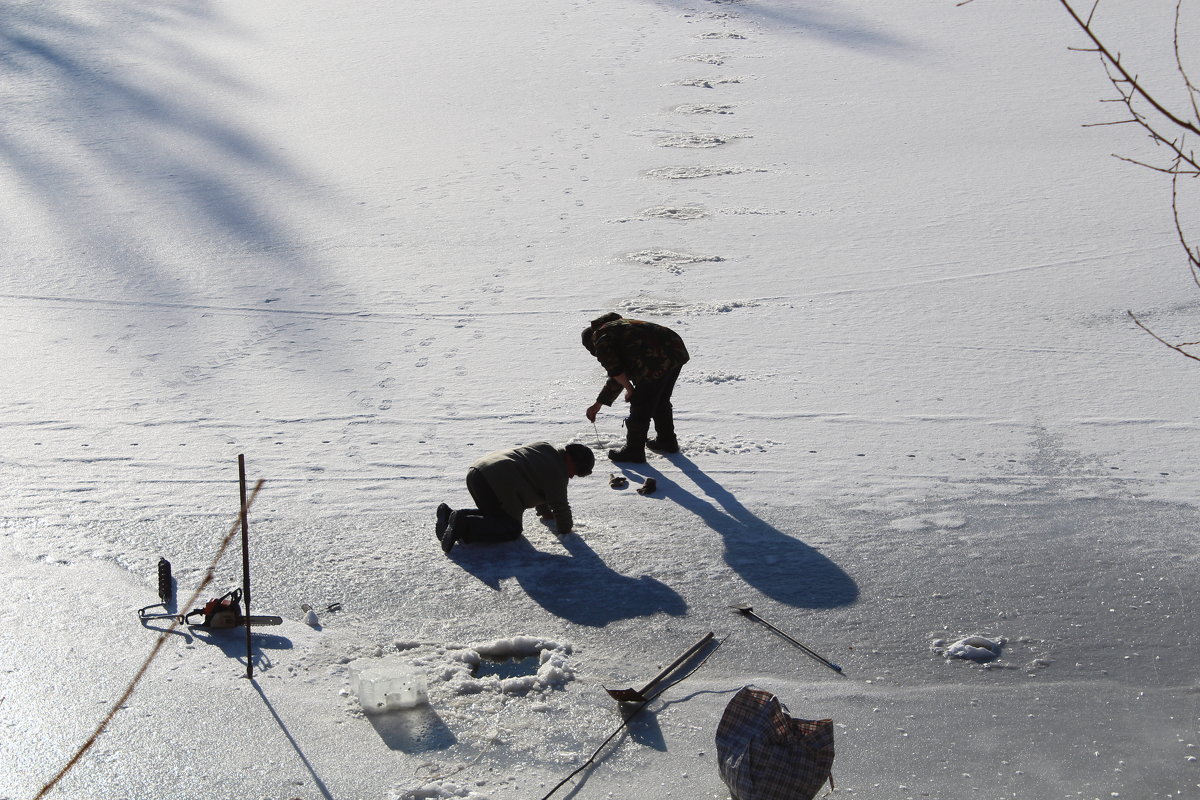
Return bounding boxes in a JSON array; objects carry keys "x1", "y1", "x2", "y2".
[{"x1": 470, "y1": 442, "x2": 573, "y2": 532}]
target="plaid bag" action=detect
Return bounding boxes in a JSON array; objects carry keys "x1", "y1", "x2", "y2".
[{"x1": 716, "y1": 687, "x2": 834, "y2": 800}]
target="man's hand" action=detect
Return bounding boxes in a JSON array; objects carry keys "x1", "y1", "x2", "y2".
[{"x1": 586, "y1": 402, "x2": 603, "y2": 422}]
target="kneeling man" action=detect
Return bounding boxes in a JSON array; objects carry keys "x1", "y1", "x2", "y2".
[{"x1": 436, "y1": 442, "x2": 594, "y2": 554}]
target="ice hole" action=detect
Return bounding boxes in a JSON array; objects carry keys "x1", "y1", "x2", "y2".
[{"x1": 473, "y1": 654, "x2": 541, "y2": 681}]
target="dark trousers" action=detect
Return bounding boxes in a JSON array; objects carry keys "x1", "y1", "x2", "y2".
[
  {"x1": 455, "y1": 468, "x2": 523, "y2": 544},
  {"x1": 627, "y1": 364, "x2": 682, "y2": 443}
]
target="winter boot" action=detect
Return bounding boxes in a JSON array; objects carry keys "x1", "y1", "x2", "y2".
[
  {"x1": 435, "y1": 503, "x2": 452, "y2": 540},
  {"x1": 646, "y1": 436, "x2": 679, "y2": 454},
  {"x1": 610, "y1": 421, "x2": 648, "y2": 463},
  {"x1": 441, "y1": 511, "x2": 467, "y2": 554},
  {"x1": 608, "y1": 446, "x2": 645, "y2": 463},
  {"x1": 608, "y1": 434, "x2": 647, "y2": 463}
]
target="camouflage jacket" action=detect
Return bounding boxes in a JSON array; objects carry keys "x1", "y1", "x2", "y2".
[{"x1": 592, "y1": 318, "x2": 690, "y2": 406}]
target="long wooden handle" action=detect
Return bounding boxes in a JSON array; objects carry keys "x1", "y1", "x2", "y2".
[{"x1": 636, "y1": 631, "x2": 715, "y2": 695}]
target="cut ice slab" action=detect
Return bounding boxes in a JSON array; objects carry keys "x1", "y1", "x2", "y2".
[{"x1": 351, "y1": 660, "x2": 429, "y2": 713}]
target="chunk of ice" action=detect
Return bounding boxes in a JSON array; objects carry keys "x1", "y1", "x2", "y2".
[{"x1": 352, "y1": 664, "x2": 428, "y2": 713}]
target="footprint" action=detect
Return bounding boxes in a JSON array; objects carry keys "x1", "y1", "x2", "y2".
[
  {"x1": 689, "y1": 372, "x2": 747, "y2": 384},
  {"x1": 640, "y1": 206, "x2": 709, "y2": 220},
  {"x1": 673, "y1": 104, "x2": 735, "y2": 115},
  {"x1": 416, "y1": 356, "x2": 429, "y2": 367},
  {"x1": 697, "y1": 31, "x2": 747, "y2": 40},
  {"x1": 626, "y1": 249, "x2": 725, "y2": 274},
  {"x1": 677, "y1": 77, "x2": 744, "y2": 88},
  {"x1": 644, "y1": 165, "x2": 748, "y2": 179},
  {"x1": 656, "y1": 133, "x2": 733, "y2": 148},
  {"x1": 679, "y1": 54, "x2": 729, "y2": 65},
  {"x1": 618, "y1": 298, "x2": 758, "y2": 316}
]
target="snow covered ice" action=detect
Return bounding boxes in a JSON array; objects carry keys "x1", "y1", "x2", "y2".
[{"x1": 2, "y1": 0, "x2": 1199, "y2": 799}]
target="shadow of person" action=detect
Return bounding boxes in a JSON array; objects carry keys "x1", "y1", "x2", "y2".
[
  {"x1": 620, "y1": 454, "x2": 858, "y2": 609},
  {"x1": 453, "y1": 534, "x2": 687, "y2": 627}
]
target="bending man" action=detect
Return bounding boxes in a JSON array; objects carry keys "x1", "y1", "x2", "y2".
[{"x1": 582, "y1": 312, "x2": 690, "y2": 463}]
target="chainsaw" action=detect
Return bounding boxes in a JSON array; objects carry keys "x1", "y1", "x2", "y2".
[
  {"x1": 183, "y1": 588, "x2": 282, "y2": 629},
  {"x1": 139, "y1": 578, "x2": 283, "y2": 630}
]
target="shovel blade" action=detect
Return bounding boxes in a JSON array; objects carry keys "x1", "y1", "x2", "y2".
[{"x1": 605, "y1": 687, "x2": 647, "y2": 703}]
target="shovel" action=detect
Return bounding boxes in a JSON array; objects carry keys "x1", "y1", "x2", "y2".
[
  {"x1": 730, "y1": 604, "x2": 843, "y2": 674},
  {"x1": 605, "y1": 632, "x2": 715, "y2": 702}
]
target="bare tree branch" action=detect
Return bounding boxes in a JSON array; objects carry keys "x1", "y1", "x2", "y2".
[
  {"x1": 961, "y1": 0, "x2": 1200, "y2": 361},
  {"x1": 1058, "y1": 0, "x2": 1200, "y2": 138},
  {"x1": 1128, "y1": 311, "x2": 1200, "y2": 361},
  {"x1": 1172, "y1": 0, "x2": 1200, "y2": 123},
  {"x1": 1170, "y1": 171, "x2": 1200, "y2": 288}
]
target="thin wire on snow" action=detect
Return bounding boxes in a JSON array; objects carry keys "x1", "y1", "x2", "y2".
[
  {"x1": 539, "y1": 634, "x2": 727, "y2": 800},
  {"x1": 34, "y1": 481, "x2": 265, "y2": 800}
]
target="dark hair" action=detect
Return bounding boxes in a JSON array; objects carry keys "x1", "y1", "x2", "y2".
[{"x1": 564, "y1": 443, "x2": 595, "y2": 477}]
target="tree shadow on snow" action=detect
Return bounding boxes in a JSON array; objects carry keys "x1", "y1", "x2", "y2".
[
  {"x1": 621, "y1": 454, "x2": 858, "y2": 609},
  {"x1": 650, "y1": 0, "x2": 917, "y2": 57},
  {"x1": 453, "y1": 535, "x2": 687, "y2": 627}
]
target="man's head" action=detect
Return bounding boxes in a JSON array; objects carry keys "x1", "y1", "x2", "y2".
[
  {"x1": 564, "y1": 443, "x2": 595, "y2": 477},
  {"x1": 581, "y1": 312, "x2": 623, "y2": 355}
]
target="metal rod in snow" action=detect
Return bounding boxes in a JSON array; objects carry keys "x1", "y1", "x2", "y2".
[
  {"x1": 731, "y1": 604, "x2": 844, "y2": 675},
  {"x1": 239, "y1": 454, "x2": 253, "y2": 680}
]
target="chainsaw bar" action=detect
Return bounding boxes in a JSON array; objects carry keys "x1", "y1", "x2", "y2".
[{"x1": 139, "y1": 588, "x2": 282, "y2": 630}]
